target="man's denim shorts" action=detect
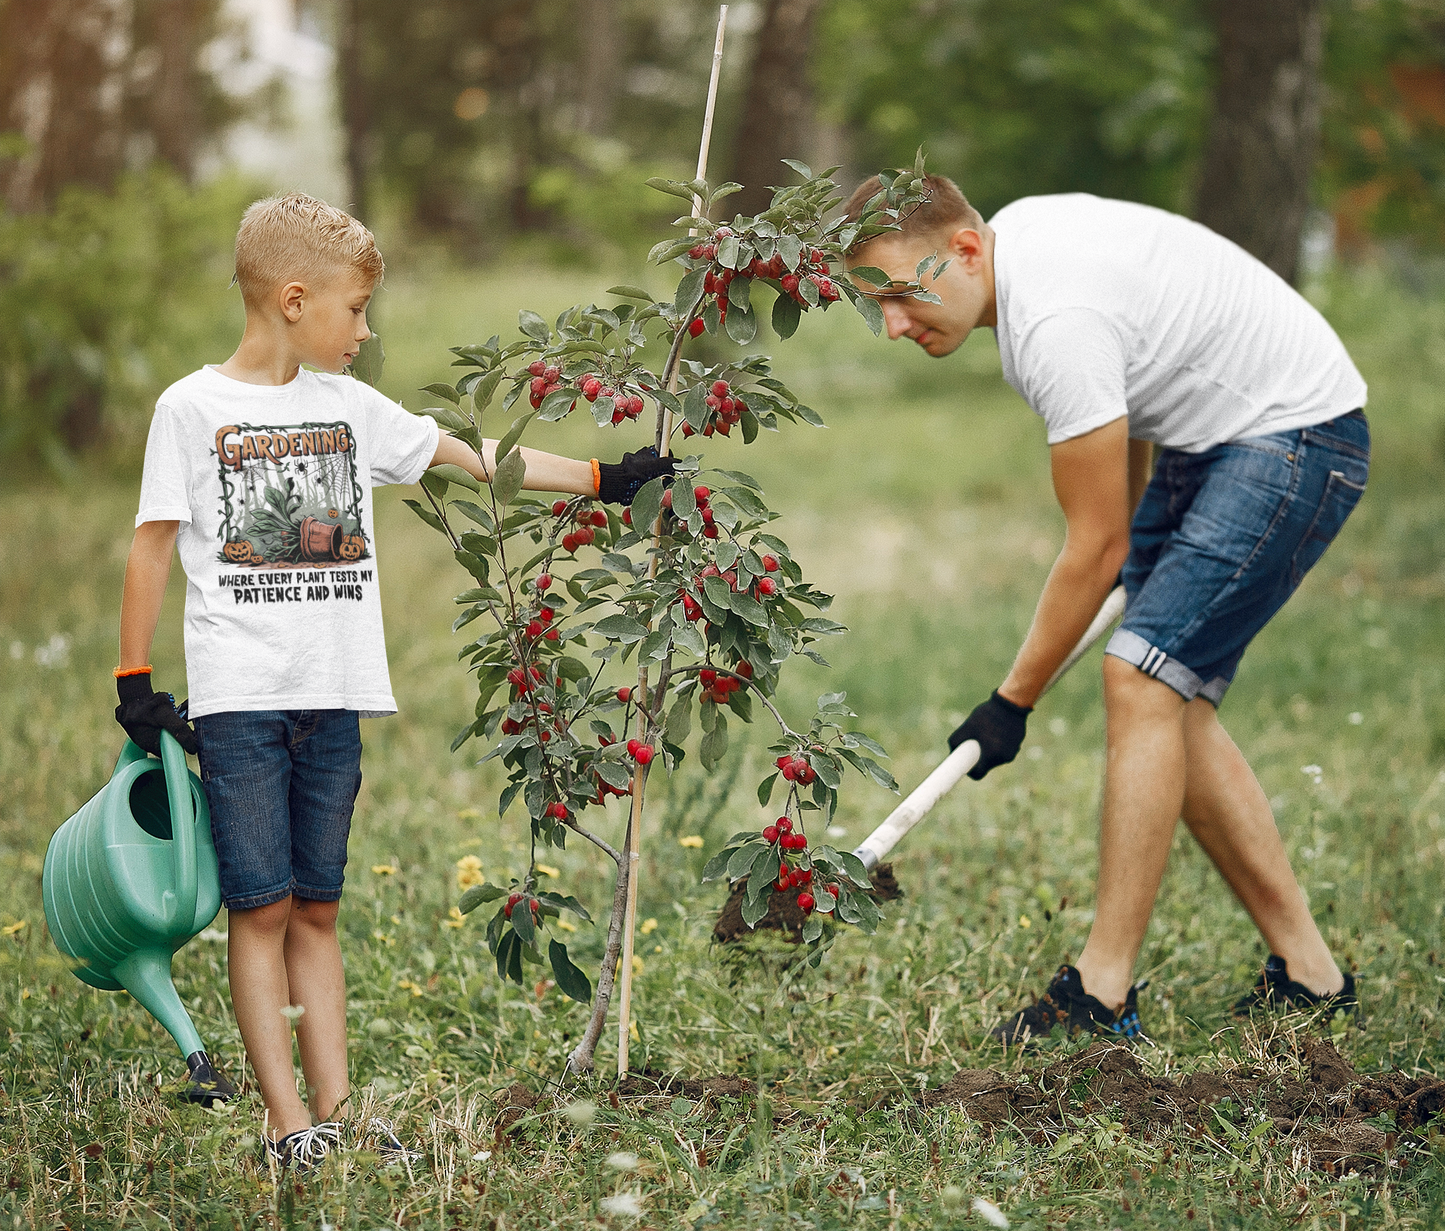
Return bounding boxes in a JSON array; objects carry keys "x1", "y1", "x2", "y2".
[
  {"x1": 1105, "y1": 410, "x2": 1369, "y2": 705},
  {"x1": 193, "y1": 709, "x2": 362, "y2": 910}
]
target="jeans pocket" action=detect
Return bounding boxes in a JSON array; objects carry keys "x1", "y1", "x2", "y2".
[{"x1": 1291, "y1": 469, "x2": 1366, "y2": 587}]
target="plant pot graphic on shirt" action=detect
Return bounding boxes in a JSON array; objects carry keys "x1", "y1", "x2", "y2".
[{"x1": 299, "y1": 516, "x2": 344, "y2": 561}]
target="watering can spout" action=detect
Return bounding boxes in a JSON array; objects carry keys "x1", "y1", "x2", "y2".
[{"x1": 43, "y1": 731, "x2": 226, "y2": 1083}]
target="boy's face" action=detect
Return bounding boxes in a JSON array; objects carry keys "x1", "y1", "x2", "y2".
[{"x1": 283, "y1": 269, "x2": 375, "y2": 373}]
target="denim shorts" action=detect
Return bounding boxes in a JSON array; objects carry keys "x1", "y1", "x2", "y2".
[
  {"x1": 193, "y1": 709, "x2": 362, "y2": 910},
  {"x1": 1105, "y1": 410, "x2": 1369, "y2": 705}
]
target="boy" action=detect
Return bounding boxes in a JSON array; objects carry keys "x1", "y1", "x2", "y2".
[
  {"x1": 114, "y1": 192, "x2": 671, "y2": 1164},
  {"x1": 842, "y1": 175, "x2": 1367, "y2": 1043}
]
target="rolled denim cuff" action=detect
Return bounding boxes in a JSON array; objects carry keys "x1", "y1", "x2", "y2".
[{"x1": 1104, "y1": 628, "x2": 1230, "y2": 706}]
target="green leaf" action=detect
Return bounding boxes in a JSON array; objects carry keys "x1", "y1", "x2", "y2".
[
  {"x1": 452, "y1": 500, "x2": 493, "y2": 530},
  {"x1": 472, "y1": 369, "x2": 503, "y2": 413},
  {"x1": 801, "y1": 617, "x2": 846, "y2": 634},
  {"x1": 675, "y1": 266, "x2": 707, "y2": 318},
  {"x1": 458, "y1": 883, "x2": 509, "y2": 914},
  {"x1": 781, "y1": 158, "x2": 813, "y2": 179},
  {"x1": 757, "y1": 772, "x2": 777, "y2": 806},
  {"x1": 725, "y1": 842, "x2": 765, "y2": 880},
  {"x1": 725, "y1": 304, "x2": 757, "y2": 345},
  {"x1": 771, "y1": 293, "x2": 801, "y2": 340},
  {"x1": 665, "y1": 694, "x2": 692, "y2": 745},
  {"x1": 729, "y1": 591, "x2": 768, "y2": 626},
  {"x1": 672, "y1": 620, "x2": 706, "y2": 658},
  {"x1": 699, "y1": 718, "x2": 729, "y2": 769},
  {"x1": 671, "y1": 480, "x2": 697, "y2": 521},
  {"x1": 402, "y1": 499, "x2": 446, "y2": 534},
  {"x1": 701, "y1": 845, "x2": 741, "y2": 882},
  {"x1": 855, "y1": 295, "x2": 884, "y2": 336},
  {"x1": 593, "y1": 614, "x2": 649, "y2": 643},
  {"x1": 451, "y1": 720, "x2": 478, "y2": 752},
  {"x1": 847, "y1": 266, "x2": 892, "y2": 287},
  {"x1": 429, "y1": 404, "x2": 472, "y2": 432},
  {"x1": 645, "y1": 176, "x2": 698, "y2": 202},
  {"x1": 839, "y1": 851, "x2": 870, "y2": 887},
  {"x1": 726, "y1": 274, "x2": 752, "y2": 313},
  {"x1": 496, "y1": 411, "x2": 535, "y2": 461},
  {"x1": 777, "y1": 234, "x2": 803, "y2": 271},
  {"x1": 631, "y1": 476, "x2": 666, "y2": 534},
  {"x1": 491, "y1": 450, "x2": 526, "y2": 507},
  {"x1": 518, "y1": 310, "x2": 550, "y2": 342},
  {"x1": 608, "y1": 284, "x2": 654, "y2": 301},
  {"x1": 717, "y1": 234, "x2": 741, "y2": 270},
  {"x1": 429, "y1": 463, "x2": 482, "y2": 492},
  {"x1": 548, "y1": 939, "x2": 593, "y2": 1004},
  {"x1": 345, "y1": 333, "x2": 385, "y2": 386},
  {"x1": 421, "y1": 382, "x2": 461, "y2": 405},
  {"x1": 511, "y1": 899, "x2": 536, "y2": 946}
]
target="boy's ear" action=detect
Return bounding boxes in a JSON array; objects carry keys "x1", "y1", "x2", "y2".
[{"x1": 279, "y1": 280, "x2": 307, "y2": 323}]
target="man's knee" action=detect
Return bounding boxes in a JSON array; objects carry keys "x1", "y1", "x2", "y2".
[
  {"x1": 230, "y1": 896, "x2": 293, "y2": 937},
  {"x1": 290, "y1": 897, "x2": 340, "y2": 932},
  {"x1": 1103, "y1": 653, "x2": 1187, "y2": 718}
]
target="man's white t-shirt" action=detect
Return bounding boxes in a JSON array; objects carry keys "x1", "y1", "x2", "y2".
[
  {"x1": 989, "y1": 194, "x2": 1367, "y2": 452},
  {"x1": 136, "y1": 366, "x2": 439, "y2": 718}
]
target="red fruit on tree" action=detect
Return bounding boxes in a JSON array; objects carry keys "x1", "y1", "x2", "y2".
[
  {"x1": 734, "y1": 659, "x2": 753, "y2": 679},
  {"x1": 562, "y1": 533, "x2": 578, "y2": 552},
  {"x1": 715, "y1": 421, "x2": 730, "y2": 437},
  {"x1": 699, "y1": 668, "x2": 716, "y2": 685},
  {"x1": 612, "y1": 409, "x2": 626, "y2": 425},
  {"x1": 699, "y1": 507, "x2": 714, "y2": 525},
  {"x1": 626, "y1": 738, "x2": 640, "y2": 756},
  {"x1": 711, "y1": 380, "x2": 729, "y2": 398},
  {"x1": 544, "y1": 628, "x2": 559, "y2": 641},
  {"x1": 762, "y1": 555, "x2": 780, "y2": 571},
  {"x1": 826, "y1": 883, "x2": 839, "y2": 898},
  {"x1": 681, "y1": 423, "x2": 695, "y2": 437},
  {"x1": 582, "y1": 377, "x2": 601, "y2": 400},
  {"x1": 632, "y1": 743, "x2": 654, "y2": 765},
  {"x1": 775, "y1": 755, "x2": 791, "y2": 770},
  {"x1": 543, "y1": 365, "x2": 560, "y2": 384},
  {"x1": 505, "y1": 892, "x2": 522, "y2": 917},
  {"x1": 622, "y1": 507, "x2": 632, "y2": 525},
  {"x1": 693, "y1": 485, "x2": 710, "y2": 502},
  {"x1": 703, "y1": 524, "x2": 720, "y2": 538},
  {"x1": 628, "y1": 395, "x2": 644, "y2": 417},
  {"x1": 527, "y1": 359, "x2": 546, "y2": 377},
  {"x1": 775, "y1": 873, "x2": 790, "y2": 892},
  {"x1": 617, "y1": 687, "x2": 631, "y2": 703},
  {"x1": 526, "y1": 620, "x2": 543, "y2": 638},
  {"x1": 536, "y1": 574, "x2": 551, "y2": 591},
  {"x1": 780, "y1": 761, "x2": 796, "y2": 781},
  {"x1": 539, "y1": 608, "x2": 554, "y2": 622},
  {"x1": 591, "y1": 510, "x2": 608, "y2": 527},
  {"x1": 777, "y1": 817, "x2": 793, "y2": 834},
  {"x1": 757, "y1": 577, "x2": 777, "y2": 597},
  {"x1": 662, "y1": 490, "x2": 673, "y2": 509},
  {"x1": 781, "y1": 274, "x2": 800, "y2": 296},
  {"x1": 551, "y1": 499, "x2": 567, "y2": 517},
  {"x1": 762, "y1": 825, "x2": 779, "y2": 844},
  {"x1": 689, "y1": 318, "x2": 706, "y2": 338},
  {"x1": 797, "y1": 892, "x2": 815, "y2": 913},
  {"x1": 795, "y1": 866, "x2": 813, "y2": 884}
]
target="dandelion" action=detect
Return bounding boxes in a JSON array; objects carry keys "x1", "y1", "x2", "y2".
[
  {"x1": 563, "y1": 1100, "x2": 596, "y2": 1127},
  {"x1": 600, "y1": 1192, "x2": 644, "y2": 1217},
  {"x1": 973, "y1": 1197, "x2": 1010, "y2": 1228},
  {"x1": 279, "y1": 1004, "x2": 305, "y2": 1022},
  {"x1": 372, "y1": 863, "x2": 398, "y2": 876},
  {"x1": 535, "y1": 863, "x2": 560, "y2": 878},
  {"x1": 397, "y1": 979, "x2": 423, "y2": 997},
  {"x1": 2, "y1": 920, "x2": 26, "y2": 937},
  {"x1": 639, "y1": 917, "x2": 658, "y2": 935},
  {"x1": 455, "y1": 854, "x2": 484, "y2": 890},
  {"x1": 678, "y1": 835, "x2": 704, "y2": 848},
  {"x1": 1018, "y1": 914, "x2": 1032, "y2": 929},
  {"x1": 605, "y1": 1151, "x2": 639, "y2": 1171},
  {"x1": 632, "y1": 954, "x2": 644, "y2": 974},
  {"x1": 444, "y1": 906, "x2": 465, "y2": 929}
]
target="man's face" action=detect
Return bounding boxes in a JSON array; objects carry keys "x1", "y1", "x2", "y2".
[
  {"x1": 847, "y1": 227, "x2": 995, "y2": 358},
  {"x1": 291, "y1": 271, "x2": 375, "y2": 373}
]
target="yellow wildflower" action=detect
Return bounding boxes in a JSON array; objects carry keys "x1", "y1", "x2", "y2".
[
  {"x1": 1018, "y1": 914, "x2": 1032, "y2": 929},
  {"x1": 444, "y1": 906, "x2": 465, "y2": 929},
  {"x1": 678, "y1": 835, "x2": 704, "y2": 849},
  {"x1": 455, "y1": 854, "x2": 484, "y2": 890},
  {"x1": 639, "y1": 917, "x2": 658, "y2": 935},
  {"x1": 1, "y1": 920, "x2": 26, "y2": 938},
  {"x1": 398, "y1": 978, "x2": 424, "y2": 997},
  {"x1": 371, "y1": 863, "x2": 398, "y2": 876},
  {"x1": 556, "y1": 918, "x2": 577, "y2": 933},
  {"x1": 535, "y1": 863, "x2": 560, "y2": 878}
]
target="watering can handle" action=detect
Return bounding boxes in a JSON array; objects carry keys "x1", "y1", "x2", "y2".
[{"x1": 158, "y1": 729, "x2": 199, "y2": 937}]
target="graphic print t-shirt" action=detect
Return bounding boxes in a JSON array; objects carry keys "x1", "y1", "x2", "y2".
[{"x1": 137, "y1": 366, "x2": 439, "y2": 718}]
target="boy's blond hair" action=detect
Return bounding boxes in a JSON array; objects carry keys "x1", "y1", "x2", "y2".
[
  {"x1": 844, "y1": 173, "x2": 985, "y2": 247},
  {"x1": 234, "y1": 192, "x2": 384, "y2": 308}
]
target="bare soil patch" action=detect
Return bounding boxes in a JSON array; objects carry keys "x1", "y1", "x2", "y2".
[{"x1": 712, "y1": 863, "x2": 902, "y2": 944}]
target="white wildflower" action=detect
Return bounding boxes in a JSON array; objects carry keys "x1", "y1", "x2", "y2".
[
  {"x1": 605, "y1": 1151, "x2": 638, "y2": 1171},
  {"x1": 563, "y1": 1100, "x2": 596, "y2": 1127},
  {"x1": 973, "y1": 1196, "x2": 1010, "y2": 1228},
  {"x1": 599, "y1": 1191, "x2": 644, "y2": 1217}
]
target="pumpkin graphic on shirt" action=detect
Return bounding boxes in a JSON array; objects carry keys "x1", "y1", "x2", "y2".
[{"x1": 211, "y1": 421, "x2": 368, "y2": 568}]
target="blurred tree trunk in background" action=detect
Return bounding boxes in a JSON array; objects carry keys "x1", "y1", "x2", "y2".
[
  {"x1": 147, "y1": 0, "x2": 204, "y2": 179},
  {"x1": 575, "y1": 0, "x2": 621, "y2": 137},
  {"x1": 1196, "y1": 0, "x2": 1323, "y2": 285},
  {"x1": 338, "y1": 0, "x2": 372, "y2": 220},
  {"x1": 0, "y1": 0, "x2": 130, "y2": 211},
  {"x1": 730, "y1": 0, "x2": 823, "y2": 217}
]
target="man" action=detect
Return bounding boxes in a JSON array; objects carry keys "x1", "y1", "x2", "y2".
[{"x1": 844, "y1": 175, "x2": 1368, "y2": 1042}]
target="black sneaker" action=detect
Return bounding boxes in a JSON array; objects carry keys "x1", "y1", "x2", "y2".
[
  {"x1": 990, "y1": 965, "x2": 1148, "y2": 1046},
  {"x1": 1232, "y1": 954, "x2": 1357, "y2": 1018},
  {"x1": 262, "y1": 1121, "x2": 344, "y2": 1173}
]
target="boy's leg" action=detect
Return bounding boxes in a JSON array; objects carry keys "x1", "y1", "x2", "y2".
[
  {"x1": 285, "y1": 897, "x2": 349, "y2": 1122},
  {"x1": 228, "y1": 898, "x2": 313, "y2": 1138},
  {"x1": 1179, "y1": 698, "x2": 1342, "y2": 994}
]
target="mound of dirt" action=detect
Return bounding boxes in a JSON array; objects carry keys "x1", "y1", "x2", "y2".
[
  {"x1": 713, "y1": 862, "x2": 903, "y2": 944},
  {"x1": 616, "y1": 1068, "x2": 756, "y2": 1101},
  {"x1": 918, "y1": 1038, "x2": 1445, "y2": 1173}
]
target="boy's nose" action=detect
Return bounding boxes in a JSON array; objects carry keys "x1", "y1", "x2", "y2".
[{"x1": 882, "y1": 300, "x2": 912, "y2": 341}]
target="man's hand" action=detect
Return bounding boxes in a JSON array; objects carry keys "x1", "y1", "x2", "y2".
[
  {"x1": 948, "y1": 690, "x2": 1032, "y2": 780},
  {"x1": 597, "y1": 446, "x2": 677, "y2": 505},
  {"x1": 116, "y1": 674, "x2": 198, "y2": 755}
]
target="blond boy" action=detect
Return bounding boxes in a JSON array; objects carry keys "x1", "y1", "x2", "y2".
[{"x1": 115, "y1": 193, "x2": 671, "y2": 1164}]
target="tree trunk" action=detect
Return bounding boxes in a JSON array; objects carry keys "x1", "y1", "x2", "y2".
[
  {"x1": 148, "y1": 0, "x2": 203, "y2": 180},
  {"x1": 1195, "y1": 0, "x2": 1324, "y2": 286},
  {"x1": 0, "y1": 0, "x2": 131, "y2": 212},
  {"x1": 729, "y1": 0, "x2": 823, "y2": 218},
  {"x1": 337, "y1": 0, "x2": 371, "y2": 221},
  {"x1": 574, "y1": 0, "x2": 620, "y2": 137}
]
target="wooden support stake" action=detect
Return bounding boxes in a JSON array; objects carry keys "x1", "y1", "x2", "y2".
[{"x1": 615, "y1": 3, "x2": 728, "y2": 1080}]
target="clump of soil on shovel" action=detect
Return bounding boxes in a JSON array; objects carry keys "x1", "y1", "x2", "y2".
[
  {"x1": 713, "y1": 863, "x2": 902, "y2": 944},
  {"x1": 919, "y1": 1038, "x2": 1445, "y2": 1174}
]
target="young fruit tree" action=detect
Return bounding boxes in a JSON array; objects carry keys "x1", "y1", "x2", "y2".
[{"x1": 404, "y1": 158, "x2": 942, "y2": 1075}]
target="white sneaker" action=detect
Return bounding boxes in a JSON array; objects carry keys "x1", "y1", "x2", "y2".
[{"x1": 358, "y1": 1116, "x2": 420, "y2": 1165}]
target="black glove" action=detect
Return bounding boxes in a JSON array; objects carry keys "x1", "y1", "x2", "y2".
[
  {"x1": 115, "y1": 673, "x2": 198, "y2": 755},
  {"x1": 948, "y1": 689, "x2": 1031, "y2": 780},
  {"x1": 597, "y1": 446, "x2": 677, "y2": 505}
]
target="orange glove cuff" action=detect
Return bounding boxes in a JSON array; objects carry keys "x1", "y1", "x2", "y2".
[
  {"x1": 114, "y1": 665, "x2": 153, "y2": 679},
  {"x1": 590, "y1": 458, "x2": 601, "y2": 496}
]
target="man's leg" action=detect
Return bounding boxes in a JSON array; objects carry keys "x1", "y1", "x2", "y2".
[
  {"x1": 1073, "y1": 656, "x2": 1187, "y2": 1011},
  {"x1": 1179, "y1": 698, "x2": 1343, "y2": 995},
  {"x1": 228, "y1": 897, "x2": 312, "y2": 1139},
  {"x1": 285, "y1": 897, "x2": 350, "y2": 1123}
]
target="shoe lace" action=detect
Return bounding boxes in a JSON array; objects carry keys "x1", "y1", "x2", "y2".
[
  {"x1": 287, "y1": 1121, "x2": 343, "y2": 1167},
  {"x1": 364, "y1": 1116, "x2": 419, "y2": 1161}
]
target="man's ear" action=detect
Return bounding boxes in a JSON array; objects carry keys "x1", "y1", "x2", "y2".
[
  {"x1": 279, "y1": 281, "x2": 307, "y2": 323},
  {"x1": 946, "y1": 226, "x2": 986, "y2": 269}
]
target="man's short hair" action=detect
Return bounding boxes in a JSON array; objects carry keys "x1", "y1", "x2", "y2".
[
  {"x1": 234, "y1": 193, "x2": 384, "y2": 308},
  {"x1": 843, "y1": 173, "x2": 984, "y2": 246}
]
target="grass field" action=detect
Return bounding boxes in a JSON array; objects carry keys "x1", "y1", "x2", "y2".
[{"x1": 2, "y1": 259, "x2": 1444, "y2": 1229}]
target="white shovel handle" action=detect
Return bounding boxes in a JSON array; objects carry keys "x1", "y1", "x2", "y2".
[{"x1": 851, "y1": 585, "x2": 1126, "y2": 872}]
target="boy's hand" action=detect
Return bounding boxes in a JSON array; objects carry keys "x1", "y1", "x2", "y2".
[
  {"x1": 596, "y1": 447, "x2": 677, "y2": 504},
  {"x1": 116, "y1": 674, "x2": 199, "y2": 755},
  {"x1": 948, "y1": 690, "x2": 1031, "y2": 779}
]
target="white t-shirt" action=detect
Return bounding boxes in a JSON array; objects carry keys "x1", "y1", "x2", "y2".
[
  {"x1": 137, "y1": 366, "x2": 439, "y2": 718},
  {"x1": 989, "y1": 194, "x2": 1367, "y2": 452}
]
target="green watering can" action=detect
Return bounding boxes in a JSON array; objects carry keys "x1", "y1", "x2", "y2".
[{"x1": 43, "y1": 730, "x2": 236, "y2": 1105}]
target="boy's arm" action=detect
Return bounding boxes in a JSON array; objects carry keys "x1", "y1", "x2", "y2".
[
  {"x1": 429, "y1": 434, "x2": 676, "y2": 504},
  {"x1": 119, "y1": 520, "x2": 179, "y2": 670}
]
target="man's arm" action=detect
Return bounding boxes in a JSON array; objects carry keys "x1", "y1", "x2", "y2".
[
  {"x1": 1128, "y1": 437, "x2": 1154, "y2": 517},
  {"x1": 119, "y1": 520, "x2": 179, "y2": 670},
  {"x1": 998, "y1": 417, "x2": 1133, "y2": 709}
]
